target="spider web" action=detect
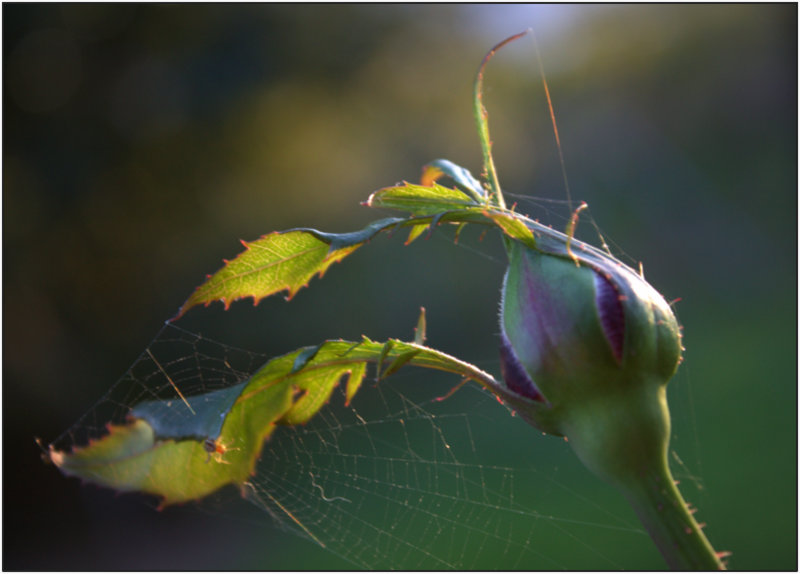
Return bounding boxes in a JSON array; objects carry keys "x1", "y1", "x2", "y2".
[
  {"x1": 49, "y1": 324, "x2": 266, "y2": 452},
  {"x1": 50, "y1": 322, "x2": 654, "y2": 570},
  {"x1": 243, "y1": 371, "x2": 648, "y2": 569}
]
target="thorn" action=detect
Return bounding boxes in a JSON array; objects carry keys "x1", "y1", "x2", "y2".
[
  {"x1": 35, "y1": 437, "x2": 52, "y2": 465},
  {"x1": 414, "y1": 307, "x2": 427, "y2": 345},
  {"x1": 453, "y1": 223, "x2": 466, "y2": 245},
  {"x1": 34, "y1": 436, "x2": 47, "y2": 453},
  {"x1": 434, "y1": 378, "x2": 468, "y2": 402},
  {"x1": 565, "y1": 202, "x2": 588, "y2": 266}
]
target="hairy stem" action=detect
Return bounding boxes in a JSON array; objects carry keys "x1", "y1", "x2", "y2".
[{"x1": 621, "y1": 458, "x2": 726, "y2": 570}]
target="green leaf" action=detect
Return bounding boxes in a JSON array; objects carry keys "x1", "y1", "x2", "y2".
[
  {"x1": 173, "y1": 190, "x2": 541, "y2": 320},
  {"x1": 176, "y1": 217, "x2": 404, "y2": 317},
  {"x1": 365, "y1": 182, "x2": 540, "y2": 250},
  {"x1": 404, "y1": 223, "x2": 429, "y2": 245},
  {"x1": 175, "y1": 179, "x2": 558, "y2": 320},
  {"x1": 50, "y1": 376, "x2": 294, "y2": 505},
  {"x1": 421, "y1": 159, "x2": 486, "y2": 202},
  {"x1": 366, "y1": 182, "x2": 481, "y2": 216},
  {"x1": 483, "y1": 210, "x2": 537, "y2": 249},
  {"x1": 131, "y1": 381, "x2": 248, "y2": 442},
  {"x1": 50, "y1": 335, "x2": 510, "y2": 506},
  {"x1": 344, "y1": 360, "x2": 367, "y2": 406},
  {"x1": 381, "y1": 349, "x2": 422, "y2": 379}
]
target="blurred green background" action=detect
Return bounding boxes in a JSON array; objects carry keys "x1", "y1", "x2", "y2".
[{"x1": 4, "y1": 4, "x2": 796, "y2": 570}]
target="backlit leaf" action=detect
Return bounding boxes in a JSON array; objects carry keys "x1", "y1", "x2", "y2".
[
  {"x1": 366, "y1": 182, "x2": 480, "y2": 216},
  {"x1": 50, "y1": 335, "x2": 512, "y2": 506},
  {"x1": 176, "y1": 217, "x2": 404, "y2": 317}
]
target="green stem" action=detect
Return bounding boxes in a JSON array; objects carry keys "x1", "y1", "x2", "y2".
[
  {"x1": 621, "y1": 459, "x2": 725, "y2": 570},
  {"x1": 561, "y1": 385, "x2": 725, "y2": 570}
]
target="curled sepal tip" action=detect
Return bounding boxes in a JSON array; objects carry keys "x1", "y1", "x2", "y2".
[{"x1": 473, "y1": 30, "x2": 530, "y2": 210}]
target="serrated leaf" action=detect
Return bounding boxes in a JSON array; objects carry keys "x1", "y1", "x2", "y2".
[
  {"x1": 51, "y1": 379, "x2": 294, "y2": 505},
  {"x1": 365, "y1": 182, "x2": 539, "y2": 249},
  {"x1": 278, "y1": 362, "x2": 354, "y2": 426},
  {"x1": 176, "y1": 185, "x2": 554, "y2": 320},
  {"x1": 50, "y1": 334, "x2": 513, "y2": 506},
  {"x1": 177, "y1": 218, "x2": 404, "y2": 317},
  {"x1": 366, "y1": 183, "x2": 480, "y2": 216}
]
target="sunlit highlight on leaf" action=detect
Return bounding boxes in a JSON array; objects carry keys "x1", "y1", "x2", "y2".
[{"x1": 50, "y1": 333, "x2": 507, "y2": 506}]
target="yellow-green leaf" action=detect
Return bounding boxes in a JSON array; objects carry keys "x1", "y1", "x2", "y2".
[
  {"x1": 176, "y1": 218, "x2": 404, "y2": 317},
  {"x1": 50, "y1": 335, "x2": 511, "y2": 506}
]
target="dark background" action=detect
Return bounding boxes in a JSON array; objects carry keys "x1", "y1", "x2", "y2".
[{"x1": 4, "y1": 4, "x2": 796, "y2": 570}]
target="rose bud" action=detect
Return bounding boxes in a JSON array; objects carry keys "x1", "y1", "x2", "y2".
[
  {"x1": 496, "y1": 234, "x2": 725, "y2": 569},
  {"x1": 498, "y1": 237, "x2": 682, "y2": 486}
]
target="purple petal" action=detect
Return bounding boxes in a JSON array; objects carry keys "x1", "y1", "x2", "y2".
[
  {"x1": 499, "y1": 334, "x2": 545, "y2": 402},
  {"x1": 593, "y1": 271, "x2": 625, "y2": 363}
]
